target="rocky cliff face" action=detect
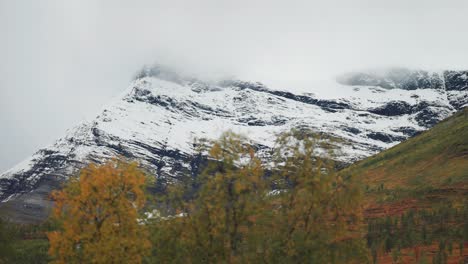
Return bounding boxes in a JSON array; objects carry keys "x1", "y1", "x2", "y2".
[{"x1": 1, "y1": 66, "x2": 467, "y2": 222}]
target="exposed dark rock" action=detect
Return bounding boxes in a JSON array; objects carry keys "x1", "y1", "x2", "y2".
[
  {"x1": 391, "y1": 127, "x2": 421, "y2": 137},
  {"x1": 342, "y1": 126, "x2": 361, "y2": 135},
  {"x1": 366, "y1": 132, "x2": 406, "y2": 143},
  {"x1": 369, "y1": 101, "x2": 412, "y2": 116},
  {"x1": 220, "y1": 80, "x2": 351, "y2": 112},
  {"x1": 238, "y1": 116, "x2": 288, "y2": 126},
  {"x1": 444, "y1": 71, "x2": 468, "y2": 91},
  {"x1": 414, "y1": 108, "x2": 445, "y2": 127},
  {"x1": 447, "y1": 92, "x2": 468, "y2": 109}
]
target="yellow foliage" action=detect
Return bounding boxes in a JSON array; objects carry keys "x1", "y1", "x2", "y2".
[
  {"x1": 47, "y1": 160, "x2": 151, "y2": 264},
  {"x1": 149, "y1": 130, "x2": 368, "y2": 263}
]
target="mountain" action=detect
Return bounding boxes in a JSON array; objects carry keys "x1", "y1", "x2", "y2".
[
  {"x1": 343, "y1": 107, "x2": 468, "y2": 217},
  {"x1": 1, "y1": 65, "x2": 467, "y2": 223}
]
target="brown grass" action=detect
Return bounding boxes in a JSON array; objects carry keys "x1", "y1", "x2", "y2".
[{"x1": 377, "y1": 243, "x2": 468, "y2": 264}]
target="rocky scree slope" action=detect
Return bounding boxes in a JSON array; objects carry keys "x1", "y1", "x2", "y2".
[{"x1": 1, "y1": 66, "x2": 467, "y2": 222}]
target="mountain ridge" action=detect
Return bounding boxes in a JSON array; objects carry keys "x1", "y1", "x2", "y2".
[{"x1": 1, "y1": 66, "x2": 467, "y2": 222}]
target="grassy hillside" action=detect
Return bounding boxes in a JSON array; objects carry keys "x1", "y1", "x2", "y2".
[
  {"x1": 341, "y1": 108, "x2": 468, "y2": 263},
  {"x1": 343, "y1": 107, "x2": 468, "y2": 216}
]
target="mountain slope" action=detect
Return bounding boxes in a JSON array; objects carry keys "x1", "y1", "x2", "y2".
[
  {"x1": 1, "y1": 66, "x2": 467, "y2": 223},
  {"x1": 343, "y1": 107, "x2": 468, "y2": 217}
]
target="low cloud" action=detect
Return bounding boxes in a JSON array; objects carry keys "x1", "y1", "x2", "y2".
[{"x1": 1, "y1": 0, "x2": 468, "y2": 171}]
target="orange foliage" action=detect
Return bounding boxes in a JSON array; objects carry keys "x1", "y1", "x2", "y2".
[{"x1": 47, "y1": 160, "x2": 151, "y2": 264}]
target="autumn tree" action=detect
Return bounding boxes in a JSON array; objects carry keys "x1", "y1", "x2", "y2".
[
  {"x1": 266, "y1": 129, "x2": 368, "y2": 263},
  {"x1": 150, "y1": 132, "x2": 268, "y2": 263},
  {"x1": 192, "y1": 132, "x2": 267, "y2": 262},
  {"x1": 47, "y1": 160, "x2": 151, "y2": 264},
  {"x1": 149, "y1": 130, "x2": 368, "y2": 263}
]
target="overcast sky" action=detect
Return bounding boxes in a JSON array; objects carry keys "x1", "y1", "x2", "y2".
[{"x1": 1, "y1": 0, "x2": 468, "y2": 171}]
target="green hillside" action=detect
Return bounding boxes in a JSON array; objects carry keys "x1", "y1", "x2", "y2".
[{"x1": 344, "y1": 107, "x2": 468, "y2": 214}]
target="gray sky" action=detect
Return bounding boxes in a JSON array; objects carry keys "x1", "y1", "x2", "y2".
[{"x1": 1, "y1": 0, "x2": 468, "y2": 172}]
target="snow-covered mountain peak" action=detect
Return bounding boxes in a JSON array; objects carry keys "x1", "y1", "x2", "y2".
[{"x1": 1, "y1": 66, "x2": 467, "y2": 222}]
